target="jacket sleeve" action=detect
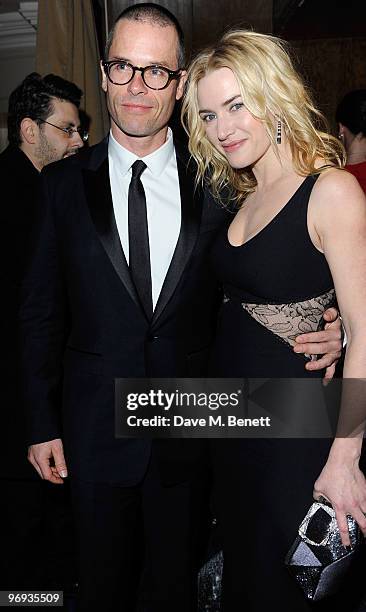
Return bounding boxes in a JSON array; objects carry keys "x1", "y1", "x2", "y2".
[{"x1": 19, "y1": 172, "x2": 68, "y2": 445}]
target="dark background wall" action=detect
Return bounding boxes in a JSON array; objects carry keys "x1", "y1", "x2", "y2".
[
  {"x1": 105, "y1": 0, "x2": 273, "y2": 55},
  {"x1": 95, "y1": 0, "x2": 366, "y2": 134},
  {"x1": 279, "y1": 0, "x2": 366, "y2": 133}
]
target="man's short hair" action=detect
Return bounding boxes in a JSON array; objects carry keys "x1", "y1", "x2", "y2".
[
  {"x1": 7, "y1": 72, "x2": 83, "y2": 147},
  {"x1": 105, "y1": 2, "x2": 185, "y2": 69},
  {"x1": 336, "y1": 89, "x2": 366, "y2": 138}
]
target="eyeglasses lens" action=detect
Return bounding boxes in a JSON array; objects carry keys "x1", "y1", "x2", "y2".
[{"x1": 108, "y1": 63, "x2": 169, "y2": 89}]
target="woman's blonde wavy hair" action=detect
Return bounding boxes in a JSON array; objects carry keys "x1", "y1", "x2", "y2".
[{"x1": 181, "y1": 29, "x2": 345, "y2": 206}]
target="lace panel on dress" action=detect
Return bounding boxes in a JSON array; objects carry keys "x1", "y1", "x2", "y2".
[{"x1": 241, "y1": 289, "x2": 336, "y2": 354}]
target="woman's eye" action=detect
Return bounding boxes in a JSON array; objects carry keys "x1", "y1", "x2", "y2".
[
  {"x1": 231, "y1": 102, "x2": 244, "y2": 112},
  {"x1": 201, "y1": 114, "x2": 216, "y2": 123}
]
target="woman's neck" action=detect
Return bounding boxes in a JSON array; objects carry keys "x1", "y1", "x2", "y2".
[{"x1": 251, "y1": 141, "x2": 296, "y2": 191}]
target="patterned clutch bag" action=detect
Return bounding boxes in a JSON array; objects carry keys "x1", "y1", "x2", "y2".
[{"x1": 285, "y1": 499, "x2": 363, "y2": 601}]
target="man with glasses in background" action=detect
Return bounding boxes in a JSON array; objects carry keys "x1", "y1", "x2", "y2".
[
  {"x1": 0, "y1": 72, "x2": 85, "y2": 594},
  {"x1": 3, "y1": 72, "x2": 87, "y2": 170},
  {"x1": 21, "y1": 5, "x2": 342, "y2": 612}
]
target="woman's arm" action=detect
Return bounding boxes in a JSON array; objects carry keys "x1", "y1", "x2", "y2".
[{"x1": 309, "y1": 168, "x2": 366, "y2": 545}]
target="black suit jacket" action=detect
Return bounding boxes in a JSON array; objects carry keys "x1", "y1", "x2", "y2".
[
  {"x1": 20, "y1": 136, "x2": 230, "y2": 485},
  {"x1": 1, "y1": 146, "x2": 42, "y2": 479}
]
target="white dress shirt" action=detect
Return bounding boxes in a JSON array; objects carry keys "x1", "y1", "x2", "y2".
[{"x1": 109, "y1": 128, "x2": 181, "y2": 309}]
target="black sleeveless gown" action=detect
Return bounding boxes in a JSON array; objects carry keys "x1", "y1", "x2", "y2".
[{"x1": 208, "y1": 177, "x2": 363, "y2": 611}]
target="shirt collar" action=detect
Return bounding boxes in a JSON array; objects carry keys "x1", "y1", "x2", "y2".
[{"x1": 108, "y1": 127, "x2": 174, "y2": 177}]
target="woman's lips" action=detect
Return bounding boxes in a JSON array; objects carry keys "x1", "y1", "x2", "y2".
[{"x1": 222, "y1": 139, "x2": 246, "y2": 152}]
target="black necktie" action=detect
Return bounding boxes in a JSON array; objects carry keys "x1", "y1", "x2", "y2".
[{"x1": 128, "y1": 160, "x2": 153, "y2": 320}]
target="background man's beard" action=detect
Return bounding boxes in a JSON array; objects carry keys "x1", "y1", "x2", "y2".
[{"x1": 35, "y1": 133, "x2": 59, "y2": 168}]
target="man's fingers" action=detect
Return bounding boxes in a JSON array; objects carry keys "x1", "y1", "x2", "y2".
[
  {"x1": 295, "y1": 341, "x2": 341, "y2": 355},
  {"x1": 305, "y1": 353, "x2": 340, "y2": 371},
  {"x1": 28, "y1": 447, "x2": 52, "y2": 480},
  {"x1": 48, "y1": 471, "x2": 65, "y2": 484},
  {"x1": 39, "y1": 461, "x2": 54, "y2": 480},
  {"x1": 50, "y1": 466, "x2": 66, "y2": 484},
  {"x1": 27, "y1": 439, "x2": 67, "y2": 482},
  {"x1": 296, "y1": 331, "x2": 329, "y2": 343},
  {"x1": 55, "y1": 464, "x2": 68, "y2": 478},
  {"x1": 35, "y1": 465, "x2": 44, "y2": 479},
  {"x1": 323, "y1": 363, "x2": 336, "y2": 384},
  {"x1": 322, "y1": 307, "x2": 339, "y2": 323},
  {"x1": 52, "y1": 446, "x2": 68, "y2": 478},
  {"x1": 295, "y1": 329, "x2": 341, "y2": 345},
  {"x1": 28, "y1": 453, "x2": 44, "y2": 479}
]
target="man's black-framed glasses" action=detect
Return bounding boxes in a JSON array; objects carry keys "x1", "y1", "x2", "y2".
[
  {"x1": 37, "y1": 119, "x2": 89, "y2": 142},
  {"x1": 102, "y1": 60, "x2": 181, "y2": 90}
]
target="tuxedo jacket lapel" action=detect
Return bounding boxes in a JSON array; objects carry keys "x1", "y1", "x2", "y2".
[
  {"x1": 82, "y1": 137, "x2": 203, "y2": 325},
  {"x1": 152, "y1": 141, "x2": 203, "y2": 325},
  {"x1": 82, "y1": 143, "x2": 140, "y2": 309}
]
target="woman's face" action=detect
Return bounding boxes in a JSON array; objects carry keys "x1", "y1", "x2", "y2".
[{"x1": 197, "y1": 67, "x2": 271, "y2": 169}]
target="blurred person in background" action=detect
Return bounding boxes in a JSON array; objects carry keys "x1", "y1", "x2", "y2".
[
  {"x1": 336, "y1": 89, "x2": 366, "y2": 192},
  {"x1": 0, "y1": 72, "x2": 86, "y2": 592}
]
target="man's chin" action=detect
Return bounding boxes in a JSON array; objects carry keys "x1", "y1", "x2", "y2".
[{"x1": 111, "y1": 115, "x2": 158, "y2": 139}]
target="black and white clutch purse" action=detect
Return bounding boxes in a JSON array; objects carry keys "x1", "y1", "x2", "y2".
[{"x1": 285, "y1": 498, "x2": 363, "y2": 601}]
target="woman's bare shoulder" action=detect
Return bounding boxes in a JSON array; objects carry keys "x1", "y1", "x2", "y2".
[{"x1": 311, "y1": 167, "x2": 365, "y2": 214}]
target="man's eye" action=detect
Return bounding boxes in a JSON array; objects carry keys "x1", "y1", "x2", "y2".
[
  {"x1": 150, "y1": 67, "x2": 165, "y2": 77},
  {"x1": 115, "y1": 62, "x2": 129, "y2": 71}
]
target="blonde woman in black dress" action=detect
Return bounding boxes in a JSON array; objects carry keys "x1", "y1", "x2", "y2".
[{"x1": 182, "y1": 30, "x2": 366, "y2": 611}]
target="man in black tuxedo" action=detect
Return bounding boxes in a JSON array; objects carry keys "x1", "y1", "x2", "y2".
[
  {"x1": 21, "y1": 4, "x2": 342, "y2": 612},
  {"x1": 1, "y1": 73, "x2": 85, "y2": 590}
]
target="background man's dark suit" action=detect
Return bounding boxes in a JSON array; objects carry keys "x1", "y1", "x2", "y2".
[
  {"x1": 0, "y1": 145, "x2": 75, "y2": 591},
  {"x1": 1, "y1": 145, "x2": 40, "y2": 481},
  {"x1": 20, "y1": 135, "x2": 230, "y2": 610}
]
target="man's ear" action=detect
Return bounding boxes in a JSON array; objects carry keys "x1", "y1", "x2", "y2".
[
  {"x1": 100, "y1": 60, "x2": 108, "y2": 93},
  {"x1": 175, "y1": 70, "x2": 187, "y2": 102},
  {"x1": 20, "y1": 117, "x2": 38, "y2": 144}
]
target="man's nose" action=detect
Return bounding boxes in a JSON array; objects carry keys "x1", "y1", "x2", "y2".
[
  {"x1": 127, "y1": 70, "x2": 148, "y2": 95},
  {"x1": 73, "y1": 132, "x2": 84, "y2": 148}
]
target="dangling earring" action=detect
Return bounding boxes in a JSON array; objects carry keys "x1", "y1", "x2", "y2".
[
  {"x1": 338, "y1": 131, "x2": 344, "y2": 142},
  {"x1": 276, "y1": 120, "x2": 282, "y2": 145}
]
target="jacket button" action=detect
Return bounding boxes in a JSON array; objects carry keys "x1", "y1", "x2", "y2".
[{"x1": 147, "y1": 334, "x2": 159, "y2": 342}]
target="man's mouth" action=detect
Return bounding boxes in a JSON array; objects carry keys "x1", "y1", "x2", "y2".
[
  {"x1": 122, "y1": 102, "x2": 153, "y2": 112},
  {"x1": 63, "y1": 150, "x2": 78, "y2": 158}
]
